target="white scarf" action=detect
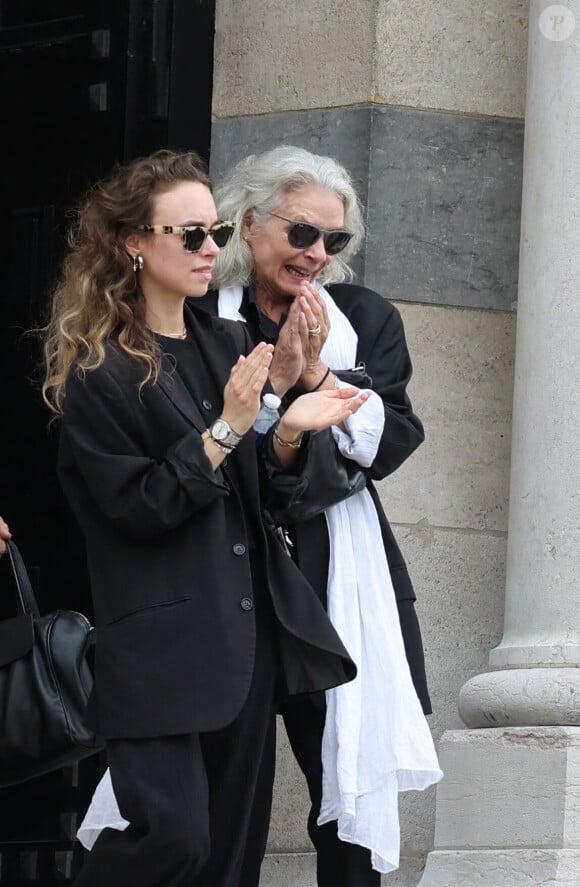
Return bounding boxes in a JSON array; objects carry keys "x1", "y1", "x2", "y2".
[
  {"x1": 77, "y1": 285, "x2": 442, "y2": 872},
  {"x1": 220, "y1": 285, "x2": 443, "y2": 872}
]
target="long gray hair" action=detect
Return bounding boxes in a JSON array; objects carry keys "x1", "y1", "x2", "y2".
[{"x1": 211, "y1": 145, "x2": 365, "y2": 288}]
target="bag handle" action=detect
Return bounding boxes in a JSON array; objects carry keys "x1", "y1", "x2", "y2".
[{"x1": 5, "y1": 540, "x2": 41, "y2": 618}]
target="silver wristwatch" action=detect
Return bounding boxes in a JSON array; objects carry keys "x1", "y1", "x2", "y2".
[{"x1": 208, "y1": 418, "x2": 243, "y2": 453}]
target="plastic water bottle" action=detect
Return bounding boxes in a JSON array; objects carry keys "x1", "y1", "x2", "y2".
[{"x1": 253, "y1": 393, "x2": 281, "y2": 445}]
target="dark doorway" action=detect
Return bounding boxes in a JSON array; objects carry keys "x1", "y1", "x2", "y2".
[{"x1": 0, "y1": 1, "x2": 215, "y2": 882}]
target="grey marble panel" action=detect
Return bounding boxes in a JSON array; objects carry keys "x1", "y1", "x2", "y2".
[
  {"x1": 210, "y1": 105, "x2": 524, "y2": 310},
  {"x1": 367, "y1": 106, "x2": 523, "y2": 310},
  {"x1": 210, "y1": 107, "x2": 371, "y2": 281}
]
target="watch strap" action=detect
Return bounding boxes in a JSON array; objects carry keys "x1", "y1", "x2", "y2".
[{"x1": 204, "y1": 430, "x2": 235, "y2": 455}]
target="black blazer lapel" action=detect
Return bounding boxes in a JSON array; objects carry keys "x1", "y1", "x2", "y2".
[
  {"x1": 156, "y1": 362, "x2": 207, "y2": 432},
  {"x1": 186, "y1": 303, "x2": 245, "y2": 403},
  {"x1": 156, "y1": 306, "x2": 243, "y2": 432}
]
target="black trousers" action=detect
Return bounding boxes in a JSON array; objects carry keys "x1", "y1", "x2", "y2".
[
  {"x1": 280, "y1": 693, "x2": 380, "y2": 887},
  {"x1": 74, "y1": 593, "x2": 278, "y2": 887}
]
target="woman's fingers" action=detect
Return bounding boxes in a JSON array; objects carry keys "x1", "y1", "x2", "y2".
[
  {"x1": 300, "y1": 283, "x2": 329, "y2": 333},
  {"x1": 300, "y1": 294, "x2": 319, "y2": 332},
  {"x1": 279, "y1": 389, "x2": 372, "y2": 434},
  {"x1": 299, "y1": 296, "x2": 325, "y2": 340},
  {"x1": 342, "y1": 391, "x2": 372, "y2": 419},
  {"x1": 270, "y1": 307, "x2": 303, "y2": 394},
  {"x1": 297, "y1": 285, "x2": 330, "y2": 387},
  {"x1": 222, "y1": 343, "x2": 274, "y2": 433},
  {"x1": 230, "y1": 342, "x2": 272, "y2": 373},
  {"x1": 331, "y1": 387, "x2": 373, "y2": 412},
  {"x1": 324, "y1": 391, "x2": 371, "y2": 423},
  {"x1": 269, "y1": 348, "x2": 302, "y2": 396},
  {"x1": 231, "y1": 343, "x2": 273, "y2": 391},
  {"x1": 0, "y1": 517, "x2": 11, "y2": 557}
]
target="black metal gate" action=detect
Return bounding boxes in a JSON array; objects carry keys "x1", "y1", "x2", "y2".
[{"x1": 0, "y1": 1, "x2": 215, "y2": 882}]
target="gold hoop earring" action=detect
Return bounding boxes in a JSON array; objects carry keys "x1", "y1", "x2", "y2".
[{"x1": 132, "y1": 255, "x2": 144, "y2": 273}]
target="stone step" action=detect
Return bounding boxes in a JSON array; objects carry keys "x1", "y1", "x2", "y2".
[{"x1": 259, "y1": 852, "x2": 426, "y2": 886}]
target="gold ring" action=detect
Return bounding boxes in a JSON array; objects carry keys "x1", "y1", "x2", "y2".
[{"x1": 308, "y1": 324, "x2": 322, "y2": 336}]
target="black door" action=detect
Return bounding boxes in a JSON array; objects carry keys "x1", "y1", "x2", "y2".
[{"x1": 0, "y1": 1, "x2": 215, "y2": 882}]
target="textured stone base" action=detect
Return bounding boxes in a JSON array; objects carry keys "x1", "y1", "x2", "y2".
[
  {"x1": 418, "y1": 728, "x2": 580, "y2": 886},
  {"x1": 259, "y1": 854, "x2": 315, "y2": 887},
  {"x1": 418, "y1": 849, "x2": 580, "y2": 886},
  {"x1": 432, "y1": 727, "x2": 580, "y2": 849},
  {"x1": 459, "y1": 668, "x2": 580, "y2": 727},
  {"x1": 259, "y1": 852, "x2": 427, "y2": 887}
]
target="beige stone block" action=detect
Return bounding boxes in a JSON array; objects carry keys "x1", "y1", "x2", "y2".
[
  {"x1": 267, "y1": 724, "x2": 312, "y2": 853},
  {"x1": 419, "y1": 849, "x2": 580, "y2": 887},
  {"x1": 375, "y1": 0, "x2": 528, "y2": 119},
  {"x1": 267, "y1": 527, "x2": 506, "y2": 861},
  {"x1": 394, "y1": 526, "x2": 506, "y2": 851},
  {"x1": 379, "y1": 302, "x2": 516, "y2": 532},
  {"x1": 214, "y1": 0, "x2": 528, "y2": 121},
  {"x1": 434, "y1": 727, "x2": 580, "y2": 849},
  {"x1": 259, "y1": 852, "x2": 427, "y2": 886},
  {"x1": 419, "y1": 730, "x2": 580, "y2": 884},
  {"x1": 213, "y1": 0, "x2": 376, "y2": 118}
]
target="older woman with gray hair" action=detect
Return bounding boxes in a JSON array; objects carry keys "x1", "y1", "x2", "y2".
[{"x1": 197, "y1": 145, "x2": 442, "y2": 885}]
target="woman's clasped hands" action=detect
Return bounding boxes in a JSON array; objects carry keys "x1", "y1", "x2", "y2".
[
  {"x1": 269, "y1": 281, "x2": 330, "y2": 396},
  {"x1": 221, "y1": 338, "x2": 369, "y2": 444}
]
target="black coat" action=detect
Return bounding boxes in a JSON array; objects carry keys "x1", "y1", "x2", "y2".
[
  {"x1": 197, "y1": 284, "x2": 432, "y2": 713},
  {"x1": 57, "y1": 304, "x2": 355, "y2": 740}
]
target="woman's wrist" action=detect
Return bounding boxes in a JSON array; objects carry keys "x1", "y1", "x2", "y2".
[
  {"x1": 307, "y1": 366, "x2": 330, "y2": 392},
  {"x1": 268, "y1": 371, "x2": 292, "y2": 398},
  {"x1": 301, "y1": 362, "x2": 327, "y2": 391},
  {"x1": 305, "y1": 367, "x2": 340, "y2": 393},
  {"x1": 270, "y1": 420, "x2": 303, "y2": 468},
  {"x1": 303, "y1": 364, "x2": 340, "y2": 393},
  {"x1": 201, "y1": 430, "x2": 227, "y2": 469},
  {"x1": 273, "y1": 420, "x2": 304, "y2": 449}
]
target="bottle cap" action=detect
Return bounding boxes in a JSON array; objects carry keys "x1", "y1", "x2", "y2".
[{"x1": 263, "y1": 393, "x2": 282, "y2": 410}]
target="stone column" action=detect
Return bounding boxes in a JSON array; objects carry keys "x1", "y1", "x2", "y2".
[{"x1": 418, "y1": 2, "x2": 580, "y2": 884}]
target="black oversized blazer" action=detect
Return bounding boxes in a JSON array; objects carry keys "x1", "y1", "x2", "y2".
[
  {"x1": 197, "y1": 284, "x2": 431, "y2": 713},
  {"x1": 57, "y1": 304, "x2": 355, "y2": 740}
]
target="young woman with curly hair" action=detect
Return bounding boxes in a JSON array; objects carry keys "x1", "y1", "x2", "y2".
[{"x1": 42, "y1": 148, "x2": 369, "y2": 887}]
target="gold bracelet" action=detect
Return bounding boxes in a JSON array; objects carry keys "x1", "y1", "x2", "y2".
[{"x1": 273, "y1": 425, "x2": 304, "y2": 449}]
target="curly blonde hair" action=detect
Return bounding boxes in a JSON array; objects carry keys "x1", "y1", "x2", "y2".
[{"x1": 42, "y1": 149, "x2": 211, "y2": 415}]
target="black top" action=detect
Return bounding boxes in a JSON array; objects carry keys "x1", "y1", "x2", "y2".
[{"x1": 238, "y1": 284, "x2": 287, "y2": 344}]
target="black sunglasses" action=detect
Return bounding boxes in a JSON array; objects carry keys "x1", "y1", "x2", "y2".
[
  {"x1": 137, "y1": 221, "x2": 235, "y2": 253},
  {"x1": 267, "y1": 212, "x2": 353, "y2": 256}
]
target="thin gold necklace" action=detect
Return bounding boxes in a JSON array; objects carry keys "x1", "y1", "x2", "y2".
[{"x1": 152, "y1": 325, "x2": 188, "y2": 339}]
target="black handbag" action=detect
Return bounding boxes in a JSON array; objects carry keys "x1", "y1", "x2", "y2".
[{"x1": 0, "y1": 539, "x2": 103, "y2": 787}]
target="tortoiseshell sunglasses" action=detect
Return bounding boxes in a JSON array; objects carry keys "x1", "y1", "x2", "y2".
[{"x1": 137, "y1": 221, "x2": 236, "y2": 253}]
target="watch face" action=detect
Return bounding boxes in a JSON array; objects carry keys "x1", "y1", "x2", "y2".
[
  {"x1": 210, "y1": 419, "x2": 243, "y2": 448},
  {"x1": 211, "y1": 418, "x2": 229, "y2": 442}
]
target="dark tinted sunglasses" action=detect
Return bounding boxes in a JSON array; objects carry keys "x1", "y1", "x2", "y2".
[
  {"x1": 137, "y1": 221, "x2": 235, "y2": 252},
  {"x1": 267, "y1": 212, "x2": 353, "y2": 256}
]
